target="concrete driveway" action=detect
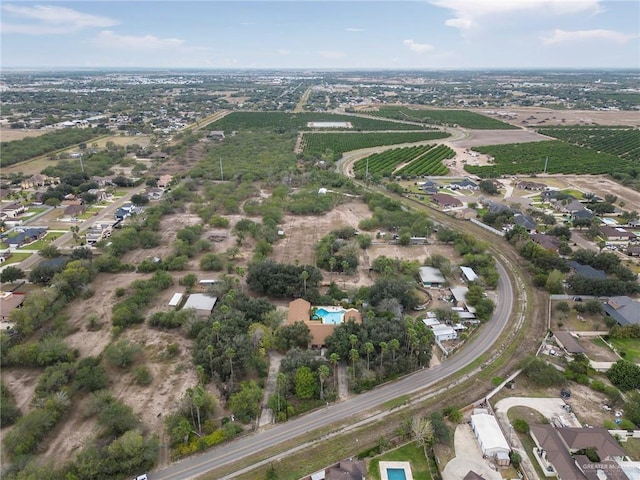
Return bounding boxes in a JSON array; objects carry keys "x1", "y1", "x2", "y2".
[{"x1": 442, "y1": 423, "x2": 502, "y2": 480}]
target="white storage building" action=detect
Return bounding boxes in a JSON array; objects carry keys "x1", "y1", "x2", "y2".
[
  {"x1": 183, "y1": 294, "x2": 217, "y2": 316},
  {"x1": 470, "y1": 412, "x2": 511, "y2": 466}
]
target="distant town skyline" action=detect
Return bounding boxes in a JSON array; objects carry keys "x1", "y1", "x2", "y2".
[{"x1": 1, "y1": 1, "x2": 639, "y2": 70}]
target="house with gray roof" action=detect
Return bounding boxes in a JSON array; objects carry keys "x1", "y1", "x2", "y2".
[
  {"x1": 568, "y1": 261, "x2": 606, "y2": 280},
  {"x1": 604, "y1": 296, "x2": 640, "y2": 327},
  {"x1": 513, "y1": 213, "x2": 537, "y2": 232},
  {"x1": 419, "y1": 266, "x2": 445, "y2": 288}
]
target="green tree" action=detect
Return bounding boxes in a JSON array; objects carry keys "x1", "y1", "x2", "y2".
[
  {"x1": 349, "y1": 348, "x2": 359, "y2": 375},
  {"x1": 38, "y1": 243, "x2": 60, "y2": 259},
  {"x1": 330, "y1": 353, "x2": 340, "y2": 390},
  {"x1": 545, "y1": 269, "x2": 564, "y2": 294},
  {"x1": 318, "y1": 364, "x2": 330, "y2": 400},
  {"x1": 364, "y1": 342, "x2": 374, "y2": 372},
  {"x1": 607, "y1": 360, "x2": 640, "y2": 391},
  {"x1": 294, "y1": 366, "x2": 317, "y2": 399},
  {"x1": 229, "y1": 381, "x2": 262, "y2": 422},
  {"x1": 0, "y1": 266, "x2": 24, "y2": 283}
]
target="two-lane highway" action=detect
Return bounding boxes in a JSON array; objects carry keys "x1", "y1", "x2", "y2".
[{"x1": 151, "y1": 259, "x2": 516, "y2": 480}]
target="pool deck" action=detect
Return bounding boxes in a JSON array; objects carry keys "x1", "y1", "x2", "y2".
[{"x1": 379, "y1": 461, "x2": 414, "y2": 480}]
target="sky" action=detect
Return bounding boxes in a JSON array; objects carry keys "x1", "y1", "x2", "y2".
[{"x1": 1, "y1": 0, "x2": 639, "y2": 70}]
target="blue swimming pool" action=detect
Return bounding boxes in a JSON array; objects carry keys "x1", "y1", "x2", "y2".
[
  {"x1": 314, "y1": 307, "x2": 345, "y2": 325},
  {"x1": 386, "y1": 468, "x2": 407, "y2": 480}
]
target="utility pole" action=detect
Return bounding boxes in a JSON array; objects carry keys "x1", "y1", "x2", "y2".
[
  {"x1": 79, "y1": 154, "x2": 85, "y2": 173},
  {"x1": 365, "y1": 157, "x2": 369, "y2": 185},
  {"x1": 543, "y1": 156, "x2": 548, "y2": 174},
  {"x1": 220, "y1": 157, "x2": 224, "y2": 181}
]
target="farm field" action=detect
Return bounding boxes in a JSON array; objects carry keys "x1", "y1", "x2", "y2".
[
  {"x1": 208, "y1": 111, "x2": 428, "y2": 132},
  {"x1": 367, "y1": 106, "x2": 519, "y2": 130},
  {"x1": 301, "y1": 131, "x2": 449, "y2": 160},
  {"x1": 535, "y1": 126, "x2": 640, "y2": 162},
  {"x1": 475, "y1": 106, "x2": 640, "y2": 128},
  {"x1": 465, "y1": 140, "x2": 634, "y2": 177}
]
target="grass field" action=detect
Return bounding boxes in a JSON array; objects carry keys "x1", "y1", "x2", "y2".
[
  {"x1": 1, "y1": 252, "x2": 32, "y2": 265},
  {"x1": 19, "y1": 231, "x2": 65, "y2": 251},
  {"x1": 368, "y1": 443, "x2": 432, "y2": 480},
  {"x1": 609, "y1": 337, "x2": 640, "y2": 362}
]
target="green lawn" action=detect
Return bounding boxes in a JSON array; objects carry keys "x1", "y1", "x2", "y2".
[
  {"x1": 2, "y1": 252, "x2": 32, "y2": 265},
  {"x1": 19, "y1": 232, "x2": 65, "y2": 251},
  {"x1": 609, "y1": 338, "x2": 640, "y2": 363},
  {"x1": 368, "y1": 443, "x2": 432, "y2": 480}
]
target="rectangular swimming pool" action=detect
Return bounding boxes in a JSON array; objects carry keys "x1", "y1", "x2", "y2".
[{"x1": 386, "y1": 468, "x2": 407, "y2": 480}]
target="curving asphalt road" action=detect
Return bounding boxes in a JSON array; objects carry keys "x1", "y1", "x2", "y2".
[{"x1": 151, "y1": 258, "x2": 515, "y2": 480}]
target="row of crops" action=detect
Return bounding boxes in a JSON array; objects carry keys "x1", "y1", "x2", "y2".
[
  {"x1": 301, "y1": 131, "x2": 449, "y2": 160},
  {"x1": 536, "y1": 126, "x2": 640, "y2": 162},
  {"x1": 367, "y1": 106, "x2": 519, "y2": 130},
  {"x1": 464, "y1": 140, "x2": 636, "y2": 178},
  {"x1": 395, "y1": 144, "x2": 454, "y2": 176},
  {"x1": 209, "y1": 111, "x2": 427, "y2": 132},
  {"x1": 353, "y1": 144, "x2": 453, "y2": 178}
]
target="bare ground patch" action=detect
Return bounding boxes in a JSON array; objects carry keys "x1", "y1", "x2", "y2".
[
  {"x1": 474, "y1": 107, "x2": 640, "y2": 128},
  {"x1": 450, "y1": 129, "x2": 550, "y2": 149}
]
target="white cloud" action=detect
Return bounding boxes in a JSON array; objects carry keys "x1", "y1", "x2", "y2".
[
  {"x1": 277, "y1": 49, "x2": 291, "y2": 55},
  {"x1": 431, "y1": 0, "x2": 603, "y2": 31},
  {"x1": 94, "y1": 30, "x2": 185, "y2": 50},
  {"x1": 346, "y1": 27, "x2": 365, "y2": 32},
  {"x1": 403, "y1": 39, "x2": 434, "y2": 54},
  {"x1": 2, "y1": 4, "x2": 118, "y2": 34},
  {"x1": 542, "y1": 29, "x2": 638, "y2": 45}
]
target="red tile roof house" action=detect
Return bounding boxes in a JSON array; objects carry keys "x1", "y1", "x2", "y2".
[
  {"x1": 286, "y1": 298, "x2": 362, "y2": 349},
  {"x1": 431, "y1": 193, "x2": 463, "y2": 208}
]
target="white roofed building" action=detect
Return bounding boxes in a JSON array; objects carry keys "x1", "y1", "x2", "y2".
[
  {"x1": 419, "y1": 266, "x2": 445, "y2": 288},
  {"x1": 470, "y1": 411, "x2": 510, "y2": 466},
  {"x1": 183, "y1": 293, "x2": 217, "y2": 316},
  {"x1": 460, "y1": 266, "x2": 478, "y2": 283}
]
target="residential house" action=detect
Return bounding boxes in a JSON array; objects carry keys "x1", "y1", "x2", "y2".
[
  {"x1": 325, "y1": 460, "x2": 366, "y2": 480},
  {"x1": 87, "y1": 188, "x2": 108, "y2": 202},
  {"x1": 150, "y1": 151, "x2": 168, "y2": 160},
  {"x1": 604, "y1": 296, "x2": 640, "y2": 327},
  {"x1": 431, "y1": 193, "x2": 462, "y2": 208},
  {"x1": 555, "y1": 199, "x2": 587, "y2": 214},
  {"x1": 571, "y1": 209, "x2": 594, "y2": 221},
  {"x1": 0, "y1": 292, "x2": 26, "y2": 321},
  {"x1": 516, "y1": 180, "x2": 547, "y2": 190},
  {"x1": 419, "y1": 180, "x2": 440, "y2": 195},
  {"x1": 530, "y1": 233, "x2": 561, "y2": 253},
  {"x1": 431, "y1": 323, "x2": 457, "y2": 342},
  {"x1": 529, "y1": 425, "x2": 628, "y2": 480},
  {"x1": 85, "y1": 223, "x2": 112, "y2": 244},
  {"x1": 626, "y1": 245, "x2": 640, "y2": 257},
  {"x1": 0, "y1": 202, "x2": 26, "y2": 219},
  {"x1": 568, "y1": 261, "x2": 606, "y2": 280},
  {"x1": 20, "y1": 174, "x2": 57, "y2": 189},
  {"x1": 286, "y1": 298, "x2": 362, "y2": 349},
  {"x1": 486, "y1": 201, "x2": 512, "y2": 215},
  {"x1": 419, "y1": 266, "x2": 446, "y2": 288},
  {"x1": 92, "y1": 175, "x2": 117, "y2": 187},
  {"x1": 553, "y1": 331, "x2": 585, "y2": 355},
  {"x1": 451, "y1": 178, "x2": 479, "y2": 190},
  {"x1": 157, "y1": 174, "x2": 173, "y2": 188},
  {"x1": 64, "y1": 204, "x2": 87, "y2": 218},
  {"x1": 32, "y1": 192, "x2": 45, "y2": 205},
  {"x1": 513, "y1": 213, "x2": 537, "y2": 232},
  {"x1": 146, "y1": 187, "x2": 164, "y2": 201},
  {"x1": 600, "y1": 226, "x2": 636, "y2": 242},
  {"x1": 4, "y1": 227, "x2": 47, "y2": 249}
]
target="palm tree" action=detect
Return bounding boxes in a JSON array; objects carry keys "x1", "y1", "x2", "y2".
[
  {"x1": 212, "y1": 321, "x2": 221, "y2": 343},
  {"x1": 349, "y1": 334, "x2": 358, "y2": 350},
  {"x1": 329, "y1": 256, "x2": 337, "y2": 276},
  {"x1": 225, "y1": 347, "x2": 236, "y2": 392},
  {"x1": 301, "y1": 270, "x2": 309, "y2": 296},
  {"x1": 329, "y1": 353, "x2": 340, "y2": 390},
  {"x1": 349, "y1": 348, "x2": 359, "y2": 376},
  {"x1": 411, "y1": 415, "x2": 433, "y2": 448},
  {"x1": 318, "y1": 364, "x2": 330, "y2": 400},
  {"x1": 276, "y1": 372, "x2": 286, "y2": 416},
  {"x1": 379, "y1": 341, "x2": 388, "y2": 368},
  {"x1": 206, "y1": 345, "x2": 215, "y2": 380},
  {"x1": 364, "y1": 342, "x2": 374, "y2": 372},
  {"x1": 389, "y1": 338, "x2": 400, "y2": 361}
]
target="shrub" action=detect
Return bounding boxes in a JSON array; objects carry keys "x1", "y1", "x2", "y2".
[
  {"x1": 133, "y1": 365, "x2": 153, "y2": 386},
  {"x1": 513, "y1": 418, "x2": 530, "y2": 434}
]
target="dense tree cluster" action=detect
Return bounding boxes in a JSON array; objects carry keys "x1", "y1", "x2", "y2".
[{"x1": 247, "y1": 260, "x2": 322, "y2": 298}]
